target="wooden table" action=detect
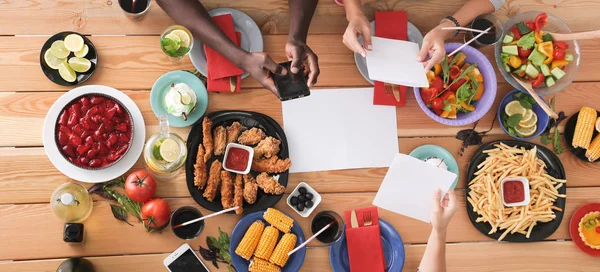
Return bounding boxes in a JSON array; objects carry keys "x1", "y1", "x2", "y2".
[{"x1": 1, "y1": 0, "x2": 600, "y2": 271}]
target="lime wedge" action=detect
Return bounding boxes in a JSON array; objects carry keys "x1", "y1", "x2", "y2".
[
  {"x1": 68, "y1": 57, "x2": 91, "y2": 73},
  {"x1": 64, "y1": 34, "x2": 84, "y2": 52},
  {"x1": 58, "y1": 63, "x2": 76, "y2": 82},
  {"x1": 171, "y1": 29, "x2": 191, "y2": 48},
  {"x1": 74, "y1": 44, "x2": 89, "y2": 58},
  {"x1": 159, "y1": 138, "x2": 180, "y2": 162},
  {"x1": 505, "y1": 101, "x2": 526, "y2": 116},
  {"x1": 50, "y1": 40, "x2": 70, "y2": 59},
  {"x1": 44, "y1": 49, "x2": 66, "y2": 70},
  {"x1": 180, "y1": 92, "x2": 192, "y2": 105}
]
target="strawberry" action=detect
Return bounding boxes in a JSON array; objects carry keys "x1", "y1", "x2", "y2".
[
  {"x1": 79, "y1": 157, "x2": 90, "y2": 165},
  {"x1": 67, "y1": 113, "x2": 78, "y2": 126},
  {"x1": 76, "y1": 145, "x2": 91, "y2": 156},
  {"x1": 116, "y1": 123, "x2": 128, "y2": 132},
  {"x1": 85, "y1": 136, "x2": 94, "y2": 145},
  {"x1": 107, "y1": 133, "x2": 118, "y2": 147},
  {"x1": 62, "y1": 145, "x2": 75, "y2": 157},
  {"x1": 58, "y1": 111, "x2": 69, "y2": 126},
  {"x1": 87, "y1": 106, "x2": 99, "y2": 118},
  {"x1": 99, "y1": 142, "x2": 109, "y2": 155},
  {"x1": 119, "y1": 133, "x2": 129, "y2": 143},
  {"x1": 80, "y1": 96, "x2": 91, "y2": 106},
  {"x1": 116, "y1": 144, "x2": 129, "y2": 155},
  {"x1": 115, "y1": 103, "x2": 123, "y2": 114},
  {"x1": 90, "y1": 96, "x2": 105, "y2": 105},
  {"x1": 86, "y1": 148, "x2": 99, "y2": 160},
  {"x1": 106, "y1": 107, "x2": 117, "y2": 119},
  {"x1": 89, "y1": 159, "x2": 102, "y2": 168},
  {"x1": 58, "y1": 131, "x2": 69, "y2": 145},
  {"x1": 69, "y1": 136, "x2": 82, "y2": 146},
  {"x1": 72, "y1": 124, "x2": 84, "y2": 135}
]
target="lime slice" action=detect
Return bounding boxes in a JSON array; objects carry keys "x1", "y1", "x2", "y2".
[
  {"x1": 50, "y1": 40, "x2": 70, "y2": 59},
  {"x1": 44, "y1": 49, "x2": 66, "y2": 70},
  {"x1": 515, "y1": 124, "x2": 537, "y2": 137},
  {"x1": 64, "y1": 34, "x2": 84, "y2": 52},
  {"x1": 163, "y1": 32, "x2": 181, "y2": 51},
  {"x1": 171, "y1": 29, "x2": 191, "y2": 48},
  {"x1": 74, "y1": 44, "x2": 89, "y2": 58},
  {"x1": 68, "y1": 57, "x2": 91, "y2": 73},
  {"x1": 505, "y1": 101, "x2": 526, "y2": 116},
  {"x1": 180, "y1": 92, "x2": 192, "y2": 105},
  {"x1": 520, "y1": 109, "x2": 534, "y2": 124},
  {"x1": 159, "y1": 138, "x2": 180, "y2": 162},
  {"x1": 519, "y1": 112, "x2": 538, "y2": 128},
  {"x1": 58, "y1": 63, "x2": 76, "y2": 82}
]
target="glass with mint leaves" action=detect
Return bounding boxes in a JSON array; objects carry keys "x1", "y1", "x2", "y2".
[{"x1": 160, "y1": 25, "x2": 193, "y2": 59}]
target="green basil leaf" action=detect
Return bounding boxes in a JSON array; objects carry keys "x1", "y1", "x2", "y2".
[
  {"x1": 110, "y1": 204, "x2": 133, "y2": 226},
  {"x1": 540, "y1": 133, "x2": 552, "y2": 144},
  {"x1": 519, "y1": 99, "x2": 533, "y2": 109},
  {"x1": 507, "y1": 114, "x2": 523, "y2": 127},
  {"x1": 442, "y1": 56, "x2": 450, "y2": 84}
]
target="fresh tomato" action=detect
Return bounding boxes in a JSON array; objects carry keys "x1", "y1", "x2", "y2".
[
  {"x1": 420, "y1": 88, "x2": 436, "y2": 104},
  {"x1": 530, "y1": 74, "x2": 544, "y2": 87},
  {"x1": 449, "y1": 78, "x2": 467, "y2": 93},
  {"x1": 534, "y1": 13, "x2": 548, "y2": 32},
  {"x1": 431, "y1": 98, "x2": 444, "y2": 111},
  {"x1": 518, "y1": 47, "x2": 532, "y2": 58},
  {"x1": 554, "y1": 41, "x2": 568, "y2": 50},
  {"x1": 142, "y1": 198, "x2": 171, "y2": 231},
  {"x1": 433, "y1": 108, "x2": 443, "y2": 116},
  {"x1": 125, "y1": 170, "x2": 156, "y2": 203},
  {"x1": 449, "y1": 65, "x2": 461, "y2": 80},
  {"x1": 511, "y1": 27, "x2": 522, "y2": 39},
  {"x1": 526, "y1": 21, "x2": 536, "y2": 32},
  {"x1": 520, "y1": 56, "x2": 529, "y2": 65},
  {"x1": 431, "y1": 76, "x2": 443, "y2": 91},
  {"x1": 553, "y1": 48, "x2": 566, "y2": 60}
]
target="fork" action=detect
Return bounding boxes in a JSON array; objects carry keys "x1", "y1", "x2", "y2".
[{"x1": 363, "y1": 211, "x2": 373, "y2": 226}]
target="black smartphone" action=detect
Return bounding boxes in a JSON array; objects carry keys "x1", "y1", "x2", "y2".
[{"x1": 272, "y1": 61, "x2": 310, "y2": 101}]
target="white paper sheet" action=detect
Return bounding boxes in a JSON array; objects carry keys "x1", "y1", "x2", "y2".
[
  {"x1": 281, "y1": 88, "x2": 398, "y2": 173},
  {"x1": 366, "y1": 36, "x2": 429, "y2": 87},
  {"x1": 372, "y1": 153, "x2": 456, "y2": 223}
]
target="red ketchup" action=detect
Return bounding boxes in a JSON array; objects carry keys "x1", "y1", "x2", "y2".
[
  {"x1": 503, "y1": 180, "x2": 525, "y2": 203},
  {"x1": 225, "y1": 147, "x2": 250, "y2": 171}
]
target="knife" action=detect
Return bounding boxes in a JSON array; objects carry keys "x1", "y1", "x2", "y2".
[
  {"x1": 392, "y1": 84, "x2": 401, "y2": 102},
  {"x1": 229, "y1": 76, "x2": 237, "y2": 92},
  {"x1": 350, "y1": 209, "x2": 359, "y2": 228}
]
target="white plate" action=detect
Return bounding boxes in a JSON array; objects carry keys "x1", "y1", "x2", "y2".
[
  {"x1": 42, "y1": 85, "x2": 145, "y2": 183},
  {"x1": 189, "y1": 8, "x2": 264, "y2": 79},
  {"x1": 354, "y1": 21, "x2": 424, "y2": 85}
]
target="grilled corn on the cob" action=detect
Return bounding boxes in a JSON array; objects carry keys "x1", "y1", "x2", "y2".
[
  {"x1": 573, "y1": 107, "x2": 597, "y2": 149},
  {"x1": 269, "y1": 233, "x2": 297, "y2": 267},
  {"x1": 235, "y1": 220, "x2": 265, "y2": 260},
  {"x1": 264, "y1": 208, "x2": 293, "y2": 233},
  {"x1": 249, "y1": 258, "x2": 281, "y2": 272},
  {"x1": 254, "y1": 226, "x2": 279, "y2": 260},
  {"x1": 586, "y1": 134, "x2": 600, "y2": 162}
]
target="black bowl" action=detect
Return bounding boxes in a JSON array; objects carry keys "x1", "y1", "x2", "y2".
[{"x1": 40, "y1": 31, "x2": 98, "y2": 86}]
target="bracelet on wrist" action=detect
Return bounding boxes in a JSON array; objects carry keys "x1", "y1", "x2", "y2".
[{"x1": 440, "y1": 16, "x2": 461, "y2": 38}]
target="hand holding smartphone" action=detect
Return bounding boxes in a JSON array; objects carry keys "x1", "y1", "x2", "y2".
[
  {"x1": 164, "y1": 243, "x2": 209, "y2": 272},
  {"x1": 271, "y1": 61, "x2": 311, "y2": 101}
]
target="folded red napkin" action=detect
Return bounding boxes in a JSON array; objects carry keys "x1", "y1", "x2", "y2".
[
  {"x1": 373, "y1": 11, "x2": 408, "y2": 106},
  {"x1": 205, "y1": 14, "x2": 244, "y2": 92},
  {"x1": 343, "y1": 207, "x2": 385, "y2": 272},
  {"x1": 207, "y1": 32, "x2": 242, "y2": 92}
]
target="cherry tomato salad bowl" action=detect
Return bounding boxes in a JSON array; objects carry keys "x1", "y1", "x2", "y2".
[
  {"x1": 495, "y1": 11, "x2": 580, "y2": 96},
  {"x1": 415, "y1": 43, "x2": 497, "y2": 126}
]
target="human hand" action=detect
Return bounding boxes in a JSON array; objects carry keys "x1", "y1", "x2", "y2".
[
  {"x1": 342, "y1": 11, "x2": 372, "y2": 57},
  {"x1": 285, "y1": 39, "x2": 320, "y2": 87},
  {"x1": 431, "y1": 188, "x2": 459, "y2": 234},
  {"x1": 417, "y1": 23, "x2": 453, "y2": 72},
  {"x1": 241, "y1": 52, "x2": 287, "y2": 97}
]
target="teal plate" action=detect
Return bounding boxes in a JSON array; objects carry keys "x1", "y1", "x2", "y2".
[
  {"x1": 409, "y1": 145, "x2": 459, "y2": 189},
  {"x1": 150, "y1": 70, "x2": 208, "y2": 127}
]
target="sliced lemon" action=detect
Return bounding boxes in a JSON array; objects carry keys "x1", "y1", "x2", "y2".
[
  {"x1": 159, "y1": 138, "x2": 180, "y2": 162},
  {"x1": 50, "y1": 40, "x2": 70, "y2": 59},
  {"x1": 68, "y1": 57, "x2": 91, "y2": 73},
  {"x1": 505, "y1": 100, "x2": 526, "y2": 117},
  {"x1": 43, "y1": 49, "x2": 66, "y2": 70},
  {"x1": 58, "y1": 63, "x2": 76, "y2": 82},
  {"x1": 519, "y1": 111, "x2": 538, "y2": 128},
  {"x1": 74, "y1": 44, "x2": 89, "y2": 58},
  {"x1": 64, "y1": 34, "x2": 84, "y2": 52},
  {"x1": 520, "y1": 109, "x2": 534, "y2": 124},
  {"x1": 171, "y1": 29, "x2": 191, "y2": 48},
  {"x1": 163, "y1": 32, "x2": 181, "y2": 51},
  {"x1": 515, "y1": 124, "x2": 537, "y2": 137}
]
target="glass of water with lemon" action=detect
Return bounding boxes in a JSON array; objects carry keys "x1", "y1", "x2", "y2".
[
  {"x1": 160, "y1": 25, "x2": 193, "y2": 60},
  {"x1": 143, "y1": 115, "x2": 188, "y2": 180},
  {"x1": 44, "y1": 33, "x2": 92, "y2": 83}
]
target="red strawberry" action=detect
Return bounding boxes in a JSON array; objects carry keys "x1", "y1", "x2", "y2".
[
  {"x1": 105, "y1": 99, "x2": 115, "y2": 110},
  {"x1": 84, "y1": 136, "x2": 94, "y2": 145},
  {"x1": 99, "y1": 142, "x2": 109, "y2": 155},
  {"x1": 71, "y1": 103, "x2": 82, "y2": 115},
  {"x1": 106, "y1": 107, "x2": 117, "y2": 119},
  {"x1": 67, "y1": 113, "x2": 78, "y2": 126},
  {"x1": 81, "y1": 118, "x2": 91, "y2": 130},
  {"x1": 62, "y1": 145, "x2": 75, "y2": 157},
  {"x1": 72, "y1": 124, "x2": 84, "y2": 135},
  {"x1": 118, "y1": 133, "x2": 129, "y2": 143},
  {"x1": 76, "y1": 145, "x2": 91, "y2": 156},
  {"x1": 79, "y1": 156, "x2": 90, "y2": 165},
  {"x1": 115, "y1": 103, "x2": 123, "y2": 114},
  {"x1": 90, "y1": 96, "x2": 104, "y2": 105},
  {"x1": 58, "y1": 111, "x2": 69, "y2": 126},
  {"x1": 58, "y1": 131, "x2": 69, "y2": 145},
  {"x1": 87, "y1": 106, "x2": 99, "y2": 118},
  {"x1": 107, "y1": 133, "x2": 118, "y2": 147},
  {"x1": 58, "y1": 125, "x2": 71, "y2": 135},
  {"x1": 87, "y1": 148, "x2": 99, "y2": 160},
  {"x1": 115, "y1": 123, "x2": 128, "y2": 132},
  {"x1": 116, "y1": 144, "x2": 129, "y2": 155},
  {"x1": 89, "y1": 159, "x2": 102, "y2": 168},
  {"x1": 69, "y1": 136, "x2": 82, "y2": 146},
  {"x1": 107, "y1": 152, "x2": 119, "y2": 162}
]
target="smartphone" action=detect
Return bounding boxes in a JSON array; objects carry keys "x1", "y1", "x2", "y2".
[
  {"x1": 163, "y1": 243, "x2": 210, "y2": 272},
  {"x1": 272, "y1": 61, "x2": 310, "y2": 101}
]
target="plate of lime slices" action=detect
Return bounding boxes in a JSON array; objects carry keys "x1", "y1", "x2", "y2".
[{"x1": 40, "y1": 31, "x2": 98, "y2": 86}]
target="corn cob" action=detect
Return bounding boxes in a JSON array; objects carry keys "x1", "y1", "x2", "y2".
[
  {"x1": 254, "y1": 226, "x2": 279, "y2": 260},
  {"x1": 249, "y1": 258, "x2": 281, "y2": 272},
  {"x1": 264, "y1": 208, "x2": 293, "y2": 233},
  {"x1": 235, "y1": 220, "x2": 265, "y2": 260},
  {"x1": 586, "y1": 134, "x2": 600, "y2": 162},
  {"x1": 269, "y1": 233, "x2": 297, "y2": 267},
  {"x1": 573, "y1": 106, "x2": 597, "y2": 149}
]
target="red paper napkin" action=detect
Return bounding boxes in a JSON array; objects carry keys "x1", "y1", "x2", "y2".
[
  {"x1": 343, "y1": 206, "x2": 385, "y2": 272},
  {"x1": 207, "y1": 32, "x2": 242, "y2": 92},
  {"x1": 205, "y1": 14, "x2": 244, "y2": 92},
  {"x1": 373, "y1": 11, "x2": 408, "y2": 106}
]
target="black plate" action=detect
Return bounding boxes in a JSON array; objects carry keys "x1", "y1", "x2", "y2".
[
  {"x1": 564, "y1": 111, "x2": 600, "y2": 163},
  {"x1": 465, "y1": 140, "x2": 567, "y2": 242},
  {"x1": 185, "y1": 110, "x2": 289, "y2": 214},
  {"x1": 40, "y1": 31, "x2": 98, "y2": 86}
]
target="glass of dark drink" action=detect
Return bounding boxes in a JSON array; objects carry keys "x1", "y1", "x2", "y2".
[
  {"x1": 311, "y1": 210, "x2": 344, "y2": 244},
  {"x1": 118, "y1": 0, "x2": 152, "y2": 21},
  {"x1": 464, "y1": 14, "x2": 504, "y2": 47},
  {"x1": 170, "y1": 206, "x2": 205, "y2": 240}
]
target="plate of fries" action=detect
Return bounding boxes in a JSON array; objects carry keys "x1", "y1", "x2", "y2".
[{"x1": 466, "y1": 140, "x2": 567, "y2": 242}]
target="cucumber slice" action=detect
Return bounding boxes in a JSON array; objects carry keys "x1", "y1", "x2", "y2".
[
  {"x1": 502, "y1": 45, "x2": 519, "y2": 56},
  {"x1": 540, "y1": 64, "x2": 551, "y2": 77},
  {"x1": 564, "y1": 53, "x2": 574, "y2": 61},
  {"x1": 503, "y1": 35, "x2": 514, "y2": 44},
  {"x1": 513, "y1": 65, "x2": 527, "y2": 74},
  {"x1": 545, "y1": 76, "x2": 556, "y2": 87},
  {"x1": 503, "y1": 63, "x2": 512, "y2": 72},
  {"x1": 525, "y1": 63, "x2": 539, "y2": 78},
  {"x1": 551, "y1": 67, "x2": 566, "y2": 80}
]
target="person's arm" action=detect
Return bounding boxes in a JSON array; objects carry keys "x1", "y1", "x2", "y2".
[
  {"x1": 341, "y1": 0, "x2": 372, "y2": 57},
  {"x1": 286, "y1": 0, "x2": 320, "y2": 86}
]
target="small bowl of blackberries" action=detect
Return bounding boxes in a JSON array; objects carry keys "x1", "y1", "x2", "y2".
[{"x1": 287, "y1": 182, "x2": 321, "y2": 217}]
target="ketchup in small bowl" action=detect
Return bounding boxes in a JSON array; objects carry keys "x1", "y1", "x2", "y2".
[
  {"x1": 501, "y1": 177, "x2": 530, "y2": 207},
  {"x1": 223, "y1": 143, "x2": 254, "y2": 174}
]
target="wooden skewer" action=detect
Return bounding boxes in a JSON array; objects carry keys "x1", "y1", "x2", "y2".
[
  {"x1": 173, "y1": 206, "x2": 239, "y2": 229},
  {"x1": 287, "y1": 221, "x2": 333, "y2": 256},
  {"x1": 448, "y1": 26, "x2": 492, "y2": 57},
  {"x1": 548, "y1": 30, "x2": 600, "y2": 41},
  {"x1": 510, "y1": 75, "x2": 558, "y2": 119}
]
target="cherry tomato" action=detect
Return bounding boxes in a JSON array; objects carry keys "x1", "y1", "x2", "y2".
[
  {"x1": 431, "y1": 98, "x2": 444, "y2": 111},
  {"x1": 534, "y1": 13, "x2": 548, "y2": 32},
  {"x1": 530, "y1": 74, "x2": 544, "y2": 87},
  {"x1": 420, "y1": 88, "x2": 436, "y2": 104},
  {"x1": 142, "y1": 198, "x2": 171, "y2": 231},
  {"x1": 526, "y1": 21, "x2": 536, "y2": 32},
  {"x1": 449, "y1": 65, "x2": 461, "y2": 80},
  {"x1": 125, "y1": 170, "x2": 156, "y2": 203},
  {"x1": 431, "y1": 76, "x2": 443, "y2": 92},
  {"x1": 596, "y1": 226, "x2": 600, "y2": 234},
  {"x1": 553, "y1": 48, "x2": 566, "y2": 60},
  {"x1": 554, "y1": 41, "x2": 568, "y2": 50},
  {"x1": 433, "y1": 108, "x2": 443, "y2": 116},
  {"x1": 518, "y1": 47, "x2": 532, "y2": 58},
  {"x1": 511, "y1": 27, "x2": 522, "y2": 39},
  {"x1": 520, "y1": 57, "x2": 529, "y2": 65},
  {"x1": 449, "y1": 79, "x2": 467, "y2": 93}
]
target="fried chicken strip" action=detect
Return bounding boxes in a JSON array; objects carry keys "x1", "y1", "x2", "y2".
[
  {"x1": 251, "y1": 156, "x2": 292, "y2": 173},
  {"x1": 213, "y1": 126, "x2": 226, "y2": 156},
  {"x1": 220, "y1": 171, "x2": 234, "y2": 209},
  {"x1": 243, "y1": 174, "x2": 258, "y2": 204},
  {"x1": 226, "y1": 122, "x2": 242, "y2": 144},
  {"x1": 238, "y1": 127, "x2": 266, "y2": 145},
  {"x1": 193, "y1": 144, "x2": 207, "y2": 189},
  {"x1": 203, "y1": 160, "x2": 222, "y2": 202},
  {"x1": 256, "y1": 173, "x2": 285, "y2": 195},
  {"x1": 253, "y1": 136, "x2": 281, "y2": 159},
  {"x1": 233, "y1": 174, "x2": 244, "y2": 214},
  {"x1": 202, "y1": 118, "x2": 213, "y2": 162}
]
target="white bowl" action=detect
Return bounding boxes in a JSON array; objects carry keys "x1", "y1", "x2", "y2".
[
  {"x1": 501, "y1": 177, "x2": 531, "y2": 207},
  {"x1": 222, "y1": 143, "x2": 254, "y2": 175},
  {"x1": 287, "y1": 182, "x2": 321, "y2": 218}
]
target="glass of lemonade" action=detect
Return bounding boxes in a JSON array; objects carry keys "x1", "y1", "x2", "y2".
[
  {"x1": 144, "y1": 115, "x2": 187, "y2": 180},
  {"x1": 160, "y1": 25, "x2": 193, "y2": 59}
]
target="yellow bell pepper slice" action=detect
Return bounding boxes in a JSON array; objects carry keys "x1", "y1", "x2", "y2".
[
  {"x1": 551, "y1": 60, "x2": 569, "y2": 70},
  {"x1": 543, "y1": 56, "x2": 554, "y2": 65},
  {"x1": 426, "y1": 70, "x2": 435, "y2": 83},
  {"x1": 434, "y1": 63, "x2": 442, "y2": 76},
  {"x1": 454, "y1": 53, "x2": 467, "y2": 67},
  {"x1": 508, "y1": 55, "x2": 522, "y2": 69},
  {"x1": 474, "y1": 83, "x2": 484, "y2": 101},
  {"x1": 468, "y1": 67, "x2": 484, "y2": 83},
  {"x1": 534, "y1": 31, "x2": 544, "y2": 44},
  {"x1": 537, "y1": 41, "x2": 554, "y2": 58}
]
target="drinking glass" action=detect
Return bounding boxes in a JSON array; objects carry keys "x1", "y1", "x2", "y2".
[
  {"x1": 118, "y1": 0, "x2": 152, "y2": 21},
  {"x1": 311, "y1": 210, "x2": 344, "y2": 244},
  {"x1": 464, "y1": 14, "x2": 504, "y2": 47}
]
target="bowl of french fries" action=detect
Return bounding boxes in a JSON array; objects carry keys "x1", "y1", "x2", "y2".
[{"x1": 466, "y1": 140, "x2": 567, "y2": 242}]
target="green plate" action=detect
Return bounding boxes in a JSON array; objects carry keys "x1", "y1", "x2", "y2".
[
  {"x1": 150, "y1": 70, "x2": 208, "y2": 128},
  {"x1": 409, "y1": 145, "x2": 459, "y2": 189}
]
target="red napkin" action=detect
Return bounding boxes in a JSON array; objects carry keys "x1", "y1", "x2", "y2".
[
  {"x1": 343, "y1": 207, "x2": 385, "y2": 272},
  {"x1": 205, "y1": 14, "x2": 244, "y2": 92},
  {"x1": 373, "y1": 11, "x2": 408, "y2": 106},
  {"x1": 207, "y1": 32, "x2": 242, "y2": 92}
]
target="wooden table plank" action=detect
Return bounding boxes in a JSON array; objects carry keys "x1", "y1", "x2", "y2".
[{"x1": 1, "y1": 187, "x2": 597, "y2": 261}]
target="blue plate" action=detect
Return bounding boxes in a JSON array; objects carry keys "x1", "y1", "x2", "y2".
[
  {"x1": 150, "y1": 70, "x2": 208, "y2": 128},
  {"x1": 230, "y1": 211, "x2": 306, "y2": 272},
  {"x1": 329, "y1": 219, "x2": 404, "y2": 272},
  {"x1": 409, "y1": 144, "x2": 459, "y2": 189}
]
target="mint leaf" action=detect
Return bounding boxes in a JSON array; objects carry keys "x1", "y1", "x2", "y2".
[
  {"x1": 507, "y1": 114, "x2": 523, "y2": 127},
  {"x1": 519, "y1": 99, "x2": 533, "y2": 109}
]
